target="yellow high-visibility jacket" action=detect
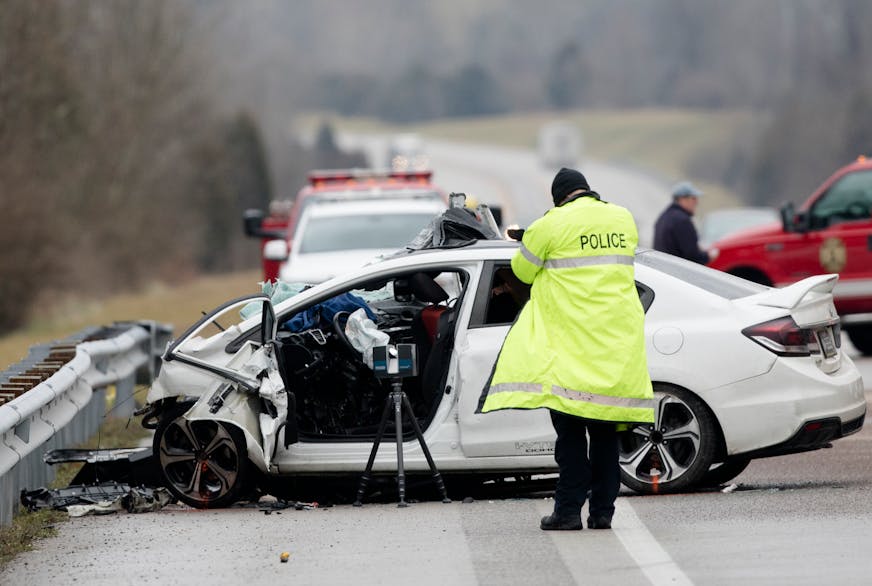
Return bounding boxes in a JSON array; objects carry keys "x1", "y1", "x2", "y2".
[{"x1": 479, "y1": 195, "x2": 654, "y2": 423}]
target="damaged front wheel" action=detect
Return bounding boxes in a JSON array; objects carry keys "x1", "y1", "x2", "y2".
[{"x1": 154, "y1": 402, "x2": 250, "y2": 508}]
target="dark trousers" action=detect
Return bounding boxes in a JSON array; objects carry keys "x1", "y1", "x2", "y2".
[{"x1": 550, "y1": 410, "x2": 621, "y2": 520}]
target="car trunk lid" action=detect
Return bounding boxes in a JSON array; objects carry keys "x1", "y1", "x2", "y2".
[{"x1": 738, "y1": 274, "x2": 842, "y2": 373}]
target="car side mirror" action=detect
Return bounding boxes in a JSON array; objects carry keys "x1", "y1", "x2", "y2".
[
  {"x1": 263, "y1": 239, "x2": 289, "y2": 261},
  {"x1": 780, "y1": 202, "x2": 808, "y2": 233},
  {"x1": 243, "y1": 209, "x2": 265, "y2": 237},
  {"x1": 243, "y1": 209, "x2": 285, "y2": 239}
]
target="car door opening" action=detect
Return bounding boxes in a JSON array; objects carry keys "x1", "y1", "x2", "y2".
[{"x1": 272, "y1": 270, "x2": 467, "y2": 441}]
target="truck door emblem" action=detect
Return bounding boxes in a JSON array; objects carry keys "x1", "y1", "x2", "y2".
[{"x1": 819, "y1": 237, "x2": 847, "y2": 272}]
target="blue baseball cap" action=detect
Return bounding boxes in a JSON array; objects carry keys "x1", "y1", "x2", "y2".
[{"x1": 671, "y1": 181, "x2": 703, "y2": 198}]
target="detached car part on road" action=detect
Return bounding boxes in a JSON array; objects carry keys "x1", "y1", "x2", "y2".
[{"x1": 141, "y1": 240, "x2": 865, "y2": 508}]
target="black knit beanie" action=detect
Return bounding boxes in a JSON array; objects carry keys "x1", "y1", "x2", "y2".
[{"x1": 551, "y1": 167, "x2": 590, "y2": 206}]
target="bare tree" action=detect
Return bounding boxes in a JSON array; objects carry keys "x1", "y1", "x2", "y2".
[
  {"x1": 0, "y1": 1, "x2": 78, "y2": 329},
  {"x1": 0, "y1": 1, "x2": 270, "y2": 332}
]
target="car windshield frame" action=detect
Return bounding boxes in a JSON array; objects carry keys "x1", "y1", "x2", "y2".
[{"x1": 635, "y1": 248, "x2": 768, "y2": 299}]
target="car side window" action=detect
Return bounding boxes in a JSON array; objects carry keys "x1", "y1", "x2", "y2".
[
  {"x1": 485, "y1": 267, "x2": 528, "y2": 325},
  {"x1": 469, "y1": 262, "x2": 530, "y2": 328},
  {"x1": 810, "y1": 170, "x2": 872, "y2": 229},
  {"x1": 469, "y1": 263, "x2": 654, "y2": 328}
]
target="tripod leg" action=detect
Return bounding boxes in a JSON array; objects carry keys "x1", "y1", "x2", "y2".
[
  {"x1": 393, "y1": 390, "x2": 408, "y2": 507},
  {"x1": 353, "y1": 394, "x2": 393, "y2": 507},
  {"x1": 401, "y1": 393, "x2": 451, "y2": 503}
]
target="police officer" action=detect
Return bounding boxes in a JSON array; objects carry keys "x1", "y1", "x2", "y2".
[
  {"x1": 478, "y1": 167, "x2": 654, "y2": 531},
  {"x1": 653, "y1": 181, "x2": 710, "y2": 263}
]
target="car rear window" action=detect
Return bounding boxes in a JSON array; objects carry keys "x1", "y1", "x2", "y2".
[
  {"x1": 299, "y1": 213, "x2": 437, "y2": 253},
  {"x1": 636, "y1": 249, "x2": 768, "y2": 299}
]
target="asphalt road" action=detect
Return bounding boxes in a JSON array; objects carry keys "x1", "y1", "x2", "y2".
[
  {"x1": 424, "y1": 138, "x2": 671, "y2": 247},
  {"x1": 4, "y1": 139, "x2": 871, "y2": 585},
  {"x1": 4, "y1": 381, "x2": 870, "y2": 586},
  {"x1": 351, "y1": 135, "x2": 672, "y2": 246}
]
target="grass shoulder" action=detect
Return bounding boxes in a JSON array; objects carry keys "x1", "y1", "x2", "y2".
[{"x1": 0, "y1": 270, "x2": 262, "y2": 370}]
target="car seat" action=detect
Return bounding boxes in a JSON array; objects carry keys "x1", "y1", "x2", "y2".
[
  {"x1": 409, "y1": 272, "x2": 449, "y2": 340},
  {"x1": 407, "y1": 272, "x2": 448, "y2": 361}
]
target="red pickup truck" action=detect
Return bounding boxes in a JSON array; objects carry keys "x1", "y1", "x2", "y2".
[{"x1": 707, "y1": 156, "x2": 872, "y2": 355}]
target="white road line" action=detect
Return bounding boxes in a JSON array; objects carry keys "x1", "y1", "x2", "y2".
[{"x1": 613, "y1": 499, "x2": 694, "y2": 586}]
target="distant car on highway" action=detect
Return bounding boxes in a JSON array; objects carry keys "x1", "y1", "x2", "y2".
[
  {"x1": 388, "y1": 133, "x2": 429, "y2": 171},
  {"x1": 708, "y1": 157, "x2": 872, "y2": 355},
  {"x1": 272, "y1": 197, "x2": 447, "y2": 284},
  {"x1": 699, "y1": 207, "x2": 779, "y2": 249},
  {"x1": 538, "y1": 121, "x2": 582, "y2": 170},
  {"x1": 142, "y1": 232, "x2": 865, "y2": 508}
]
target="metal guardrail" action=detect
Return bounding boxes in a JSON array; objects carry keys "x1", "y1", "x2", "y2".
[{"x1": 0, "y1": 321, "x2": 171, "y2": 526}]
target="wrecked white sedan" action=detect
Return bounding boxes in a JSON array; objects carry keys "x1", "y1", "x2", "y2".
[{"x1": 142, "y1": 241, "x2": 866, "y2": 508}]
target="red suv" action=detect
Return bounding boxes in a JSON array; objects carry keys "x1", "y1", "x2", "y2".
[{"x1": 707, "y1": 156, "x2": 872, "y2": 355}]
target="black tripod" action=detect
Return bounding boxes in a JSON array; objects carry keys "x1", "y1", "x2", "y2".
[{"x1": 353, "y1": 377, "x2": 451, "y2": 507}]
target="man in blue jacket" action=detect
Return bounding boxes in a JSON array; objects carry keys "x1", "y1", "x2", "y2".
[{"x1": 653, "y1": 181, "x2": 710, "y2": 263}]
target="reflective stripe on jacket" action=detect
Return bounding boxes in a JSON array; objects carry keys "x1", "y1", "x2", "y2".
[{"x1": 479, "y1": 196, "x2": 654, "y2": 424}]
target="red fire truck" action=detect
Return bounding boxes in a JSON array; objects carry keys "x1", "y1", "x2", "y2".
[
  {"x1": 243, "y1": 168, "x2": 447, "y2": 282},
  {"x1": 707, "y1": 156, "x2": 872, "y2": 355}
]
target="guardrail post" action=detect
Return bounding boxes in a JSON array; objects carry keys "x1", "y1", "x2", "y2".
[{"x1": 111, "y1": 375, "x2": 136, "y2": 419}]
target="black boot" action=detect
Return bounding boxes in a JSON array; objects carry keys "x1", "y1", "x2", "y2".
[
  {"x1": 540, "y1": 514, "x2": 583, "y2": 530},
  {"x1": 586, "y1": 515, "x2": 612, "y2": 530}
]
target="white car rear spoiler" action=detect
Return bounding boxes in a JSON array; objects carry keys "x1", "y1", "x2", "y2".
[{"x1": 749, "y1": 274, "x2": 839, "y2": 310}]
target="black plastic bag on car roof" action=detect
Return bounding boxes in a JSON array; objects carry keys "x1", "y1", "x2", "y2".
[{"x1": 406, "y1": 206, "x2": 501, "y2": 250}]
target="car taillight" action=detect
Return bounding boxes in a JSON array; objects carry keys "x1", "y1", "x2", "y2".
[{"x1": 742, "y1": 316, "x2": 813, "y2": 356}]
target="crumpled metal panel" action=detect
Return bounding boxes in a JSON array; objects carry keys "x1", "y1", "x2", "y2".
[{"x1": 20, "y1": 482, "x2": 173, "y2": 516}]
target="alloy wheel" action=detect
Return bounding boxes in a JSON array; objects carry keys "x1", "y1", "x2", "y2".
[
  {"x1": 619, "y1": 386, "x2": 717, "y2": 494},
  {"x1": 155, "y1": 404, "x2": 248, "y2": 508}
]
